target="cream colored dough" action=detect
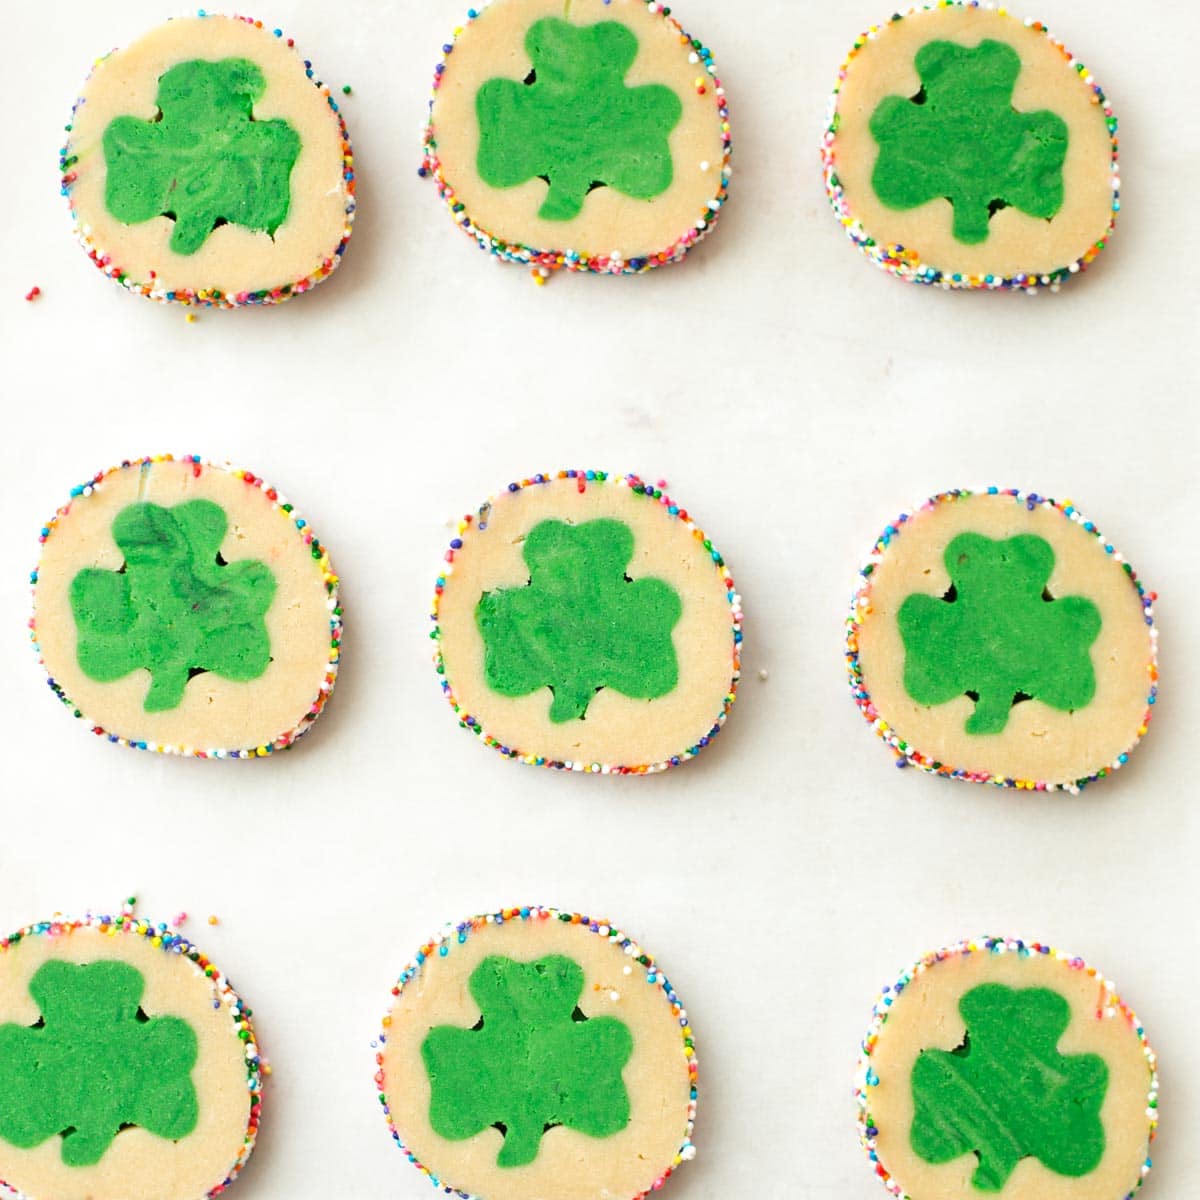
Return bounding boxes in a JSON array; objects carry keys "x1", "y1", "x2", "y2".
[
  {"x1": 67, "y1": 16, "x2": 349, "y2": 293},
  {"x1": 0, "y1": 929, "x2": 251, "y2": 1200},
  {"x1": 438, "y1": 477, "x2": 735, "y2": 766},
  {"x1": 869, "y1": 951, "x2": 1153, "y2": 1200},
  {"x1": 35, "y1": 461, "x2": 332, "y2": 752},
  {"x1": 833, "y1": 8, "x2": 1113, "y2": 276},
  {"x1": 432, "y1": 0, "x2": 726, "y2": 256},
  {"x1": 383, "y1": 920, "x2": 692, "y2": 1200},
  {"x1": 856, "y1": 495, "x2": 1151, "y2": 784}
]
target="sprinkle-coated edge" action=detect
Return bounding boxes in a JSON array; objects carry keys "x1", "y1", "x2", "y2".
[
  {"x1": 60, "y1": 12, "x2": 356, "y2": 308},
  {"x1": 29, "y1": 454, "x2": 343, "y2": 759},
  {"x1": 846, "y1": 487, "x2": 1158, "y2": 793},
  {"x1": 420, "y1": 1, "x2": 732, "y2": 281},
  {"x1": 0, "y1": 906, "x2": 265, "y2": 1200},
  {"x1": 432, "y1": 470, "x2": 742, "y2": 774},
  {"x1": 856, "y1": 935, "x2": 1158, "y2": 1200},
  {"x1": 374, "y1": 905, "x2": 698, "y2": 1199},
  {"x1": 821, "y1": 2, "x2": 1120, "y2": 293}
]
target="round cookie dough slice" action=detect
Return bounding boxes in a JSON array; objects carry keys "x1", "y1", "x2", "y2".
[
  {"x1": 422, "y1": 0, "x2": 732, "y2": 278},
  {"x1": 31, "y1": 455, "x2": 342, "y2": 758},
  {"x1": 856, "y1": 937, "x2": 1158, "y2": 1200},
  {"x1": 433, "y1": 471, "x2": 742, "y2": 773},
  {"x1": 377, "y1": 906, "x2": 697, "y2": 1200},
  {"x1": 61, "y1": 14, "x2": 355, "y2": 306},
  {"x1": 847, "y1": 488, "x2": 1157, "y2": 792},
  {"x1": 822, "y1": 4, "x2": 1119, "y2": 290},
  {"x1": 0, "y1": 909, "x2": 263, "y2": 1200}
]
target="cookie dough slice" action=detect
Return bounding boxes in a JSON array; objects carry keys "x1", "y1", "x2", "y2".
[
  {"x1": 822, "y1": 4, "x2": 1119, "y2": 289},
  {"x1": 31, "y1": 455, "x2": 342, "y2": 757},
  {"x1": 857, "y1": 937, "x2": 1158, "y2": 1200},
  {"x1": 422, "y1": 0, "x2": 732, "y2": 278},
  {"x1": 433, "y1": 471, "x2": 742, "y2": 773},
  {"x1": 377, "y1": 906, "x2": 697, "y2": 1200},
  {"x1": 0, "y1": 910, "x2": 263, "y2": 1200},
  {"x1": 61, "y1": 14, "x2": 355, "y2": 306},
  {"x1": 847, "y1": 488, "x2": 1157, "y2": 791}
]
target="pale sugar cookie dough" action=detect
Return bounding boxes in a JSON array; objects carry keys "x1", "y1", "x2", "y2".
[
  {"x1": 847, "y1": 489, "x2": 1157, "y2": 791},
  {"x1": 31, "y1": 455, "x2": 341, "y2": 758},
  {"x1": 0, "y1": 907, "x2": 263, "y2": 1200},
  {"x1": 377, "y1": 906, "x2": 697, "y2": 1200},
  {"x1": 61, "y1": 14, "x2": 355, "y2": 306},
  {"x1": 421, "y1": 0, "x2": 732, "y2": 278},
  {"x1": 822, "y1": 4, "x2": 1119, "y2": 290},
  {"x1": 856, "y1": 937, "x2": 1158, "y2": 1200},
  {"x1": 432, "y1": 471, "x2": 742, "y2": 773}
]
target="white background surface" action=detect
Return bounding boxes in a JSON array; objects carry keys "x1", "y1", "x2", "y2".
[{"x1": 0, "y1": 1, "x2": 1197, "y2": 1197}]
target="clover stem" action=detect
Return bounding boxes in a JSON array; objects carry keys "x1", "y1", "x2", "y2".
[
  {"x1": 537, "y1": 173, "x2": 588, "y2": 222},
  {"x1": 549, "y1": 681, "x2": 594, "y2": 724},
  {"x1": 950, "y1": 197, "x2": 994, "y2": 246},
  {"x1": 169, "y1": 209, "x2": 218, "y2": 256},
  {"x1": 495, "y1": 1116, "x2": 545, "y2": 1169},
  {"x1": 144, "y1": 666, "x2": 190, "y2": 713},
  {"x1": 964, "y1": 689, "x2": 1014, "y2": 736}
]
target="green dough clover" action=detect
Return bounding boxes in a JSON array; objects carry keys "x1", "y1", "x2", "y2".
[
  {"x1": 475, "y1": 18, "x2": 683, "y2": 221},
  {"x1": 910, "y1": 983, "x2": 1108, "y2": 1191},
  {"x1": 0, "y1": 960, "x2": 198, "y2": 1166},
  {"x1": 103, "y1": 58, "x2": 301, "y2": 255},
  {"x1": 69, "y1": 499, "x2": 277, "y2": 713},
  {"x1": 869, "y1": 39, "x2": 1068, "y2": 245},
  {"x1": 898, "y1": 532, "x2": 1101, "y2": 735},
  {"x1": 421, "y1": 955, "x2": 633, "y2": 1168},
  {"x1": 476, "y1": 518, "x2": 682, "y2": 723}
]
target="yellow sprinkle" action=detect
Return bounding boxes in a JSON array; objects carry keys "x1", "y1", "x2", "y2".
[{"x1": 208, "y1": 915, "x2": 219, "y2": 926}]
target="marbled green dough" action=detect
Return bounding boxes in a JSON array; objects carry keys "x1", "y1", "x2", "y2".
[
  {"x1": 910, "y1": 983, "x2": 1107, "y2": 1191},
  {"x1": 476, "y1": 18, "x2": 681, "y2": 221},
  {"x1": 422, "y1": 955, "x2": 632, "y2": 1167},
  {"x1": 0, "y1": 961, "x2": 198, "y2": 1166},
  {"x1": 870, "y1": 39, "x2": 1067, "y2": 244},
  {"x1": 104, "y1": 58, "x2": 300, "y2": 254},
  {"x1": 476, "y1": 518, "x2": 681, "y2": 722},
  {"x1": 70, "y1": 500, "x2": 276, "y2": 712}
]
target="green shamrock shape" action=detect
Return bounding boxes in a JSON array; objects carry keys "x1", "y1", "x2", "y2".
[
  {"x1": 103, "y1": 58, "x2": 301, "y2": 255},
  {"x1": 910, "y1": 983, "x2": 1108, "y2": 1191},
  {"x1": 897, "y1": 532, "x2": 1100, "y2": 735},
  {"x1": 475, "y1": 17, "x2": 683, "y2": 221},
  {"x1": 421, "y1": 955, "x2": 633, "y2": 1168},
  {"x1": 869, "y1": 39, "x2": 1069, "y2": 244},
  {"x1": 0, "y1": 960, "x2": 198, "y2": 1166},
  {"x1": 475, "y1": 518, "x2": 682, "y2": 723},
  {"x1": 69, "y1": 499, "x2": 277, "y2": 713}
]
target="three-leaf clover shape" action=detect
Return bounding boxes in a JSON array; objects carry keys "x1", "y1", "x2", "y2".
[
  {"x1": 869, "y1": 39, "x2": 1069, "y2": 245},
  {"x1": 898, "y1": 533, "x2": 1101, "y2": 735},
  {"x1": 421, "y1": 954, "x2": 633, "y2": 1168},
  {"x1": 475, "y1": 518, "x2": 682, "y2": 723},
  {"x1": 0, "y1": 960, "x2": 198, "y2": 1166},
  {"x1": 104, "y1": 57, "x2": 301, "y2": 255},
  {"x1": 476, "y1": 18, "x2": 683, "y2": 221},
  {"x1": 910, "y1": 983, "x2": 1108, "y2": 1191},
  {"x1": 70, "y1": 499, "x2": 277, "y2": 713}
]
